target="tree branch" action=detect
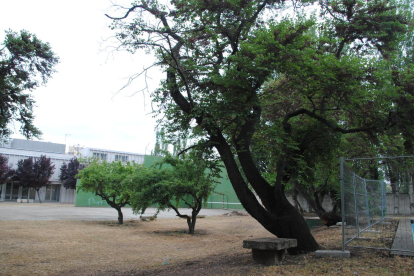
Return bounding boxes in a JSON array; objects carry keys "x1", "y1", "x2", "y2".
[
  {"x1": 105, "y1": 5, "x2": 144, "y2": 20},
  {"x1": 284, "y1": 108, "x2": 376, "y2": 134}
]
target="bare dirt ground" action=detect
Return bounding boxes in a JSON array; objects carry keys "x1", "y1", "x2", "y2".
[{"x1": 1, "y1": 213, "x2": 413, "y2": 276}]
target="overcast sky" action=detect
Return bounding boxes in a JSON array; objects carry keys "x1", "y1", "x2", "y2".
[{"x1": 1, "y1": 0, "x2": 161, "y2": 154}]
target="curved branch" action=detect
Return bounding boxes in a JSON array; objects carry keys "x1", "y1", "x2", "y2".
[
  {"x1": 105, "y1": 5, "x2": 144, "y2": 20},
  {"x1": 177, "y1": 141, "x2": 211, "y2": 156},
  {"x1": 169, "y1": 204, "x2": 189, "y2": 219},
  {"x1": 284, "y1": 108, "x2": 376, "y2": 134}
]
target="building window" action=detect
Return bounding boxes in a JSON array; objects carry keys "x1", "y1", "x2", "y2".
[
  {"x1": 93, "y1": 152, "x2": 107, "y2": 161},
  {"x1": 115, "y1": 155, "x2": 128, "y2": 162}
]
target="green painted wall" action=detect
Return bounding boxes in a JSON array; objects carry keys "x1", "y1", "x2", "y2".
[
  {"x1": 75, "y1": 187, "x2": 110, "y2": 207},
  {"x1": 206, "y1": 170, "x2": 244, "y2": 210},
  {"x1": 143, "y1": 155, "x2": 163, "y2": 167},
  {"x1": 75, "y1": 155, "x2": 243, "y2": 210}
]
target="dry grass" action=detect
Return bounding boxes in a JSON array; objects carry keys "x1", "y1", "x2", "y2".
[{"x1": 0, "y1": 215, "x2": 413, "y2": 276}]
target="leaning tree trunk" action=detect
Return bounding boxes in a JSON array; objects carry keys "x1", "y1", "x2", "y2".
[
  {"x1": 167, "y1": 68, "x2": 319, "y2": 253},
  {"x1": 212, "y1": 133, "x2": 320, "y2": 254}
]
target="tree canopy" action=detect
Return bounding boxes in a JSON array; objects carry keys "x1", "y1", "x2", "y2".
[
  {"x1": 59, "y1": 157, "x2": 84, "y2": 190},
  {"x1": 0, "y1": 29, "x2": 59, "y2": 140},
  {"x1": 0, "y1": 154, "x2": 13, "y2": 185},
  {"x1": 128, "y1": 150, "x2": 221, "y2": 234},
  {"x1": 77, "y1": 160, "x2": 139, "y2": 225},
  {"x1": 107, "y1": 0, "x2": 413, "y2": 253},
  {"x1": 14, "y1": 155, "x2": 55, "y2": 203}
]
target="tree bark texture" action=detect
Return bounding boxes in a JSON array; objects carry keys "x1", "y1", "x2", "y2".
[
  {"x1": 117, "y1": 208, "x2": 124, "y2": 225},
  {"x1": 212, "y1": 133, "x2": 320, "y2": 254},
  {"x1": 188, "y1": 216, "x2": 196, "y2": 235}
]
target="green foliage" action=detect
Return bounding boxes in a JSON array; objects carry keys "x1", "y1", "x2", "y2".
[
  {"x1": 0, "y1": 154, "x2": 13, "y2": 184},
  {"x1": 77, "y1": 160, "x2": 141, "y2": 224},
  {"x1": 107, "y1": 0, "x2": 413, "y2": 251},
  {"x1": 14, "y1": 155, "x2": 55, "y2": 203},
  {"x1": 0, "y1": 30, "x2": 59, "y2": 139},
  {"x1": 59, "y1": 157, "x2": 84, "y2": 190},
  {"x1": 250, "y1": 1, "x2": 414, "y2": 213},
  {"x1": 128, "y1": 150, "x2": 221, "y2": 234}
]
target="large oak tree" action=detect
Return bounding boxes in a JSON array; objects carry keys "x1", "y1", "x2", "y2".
[{"x1": 107, "y1": 0, "x2": 411, "y2": 253}]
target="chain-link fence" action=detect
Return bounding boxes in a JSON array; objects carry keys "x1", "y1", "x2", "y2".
[
  {"x1": 341, "y1": 157, "x2": 389, "y2": 251},
  {"x1": 341, "y1": 156, "x2": 414, "y2": 255}
]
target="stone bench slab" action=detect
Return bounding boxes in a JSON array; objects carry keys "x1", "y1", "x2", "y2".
[
  {"x1": 243, "y1": 238, "x2": 297, "y2": 265},
  {"x1": 243, "y1": 238, "x2": 297, "y2": 250}
]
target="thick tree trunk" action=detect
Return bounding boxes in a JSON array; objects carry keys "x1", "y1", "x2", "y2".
[
  {"x1": 167, "y1": 64, "x2": 319, "y2": 253},
  {"x1": 212, "y1": 134, "x2": 320, "y2": 254}
]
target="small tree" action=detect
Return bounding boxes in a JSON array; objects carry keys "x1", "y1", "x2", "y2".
[
  {"x1": 0, "y1": 154, "x2": 13, "y2": 198},
  {"x1": 15, "y1": 155, "x2": 55, "y2": 203},
  {"x1": 77, "y1": 160, "x2": 138, "y2": 225},
  {"x1": 59, "y1": 157, "x2": 83, "y2": 189},
  {"x1": 0, "y1": 154, "x2": 13, "y2": 184},
  {"x1": 129, "y1": 151, "x2": 221, "y2": 234}
]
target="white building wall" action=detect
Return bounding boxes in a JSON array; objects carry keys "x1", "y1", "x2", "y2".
[
  {"x1": 79, "y1": 148, "x2": 144, "y2": 164},
  {"x1": 0, "y1": 150, "x2": 72, "y2": 182},
  {"x1": 0, "y1": 148, "x2": 75, "y2": 203},
  {"x1": 60, "y1": 187, "x2": 76, "y2": 203}
]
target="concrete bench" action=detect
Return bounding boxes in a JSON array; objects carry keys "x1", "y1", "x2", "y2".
[
  {"x1": 243, "y1": 238, "x2": 297, "y2": 265},
  {"x1": 140, "y1": 216, "x2": 156, "y2": 221}
]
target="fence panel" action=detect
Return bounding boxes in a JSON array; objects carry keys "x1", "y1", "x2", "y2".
[{"x1": 341, "y1": 159, "x2": 387, "y2": 250}]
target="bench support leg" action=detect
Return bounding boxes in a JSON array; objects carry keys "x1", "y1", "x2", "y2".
[{"x1": 251, "y1": 249, "x2": 286, "y2": 265}]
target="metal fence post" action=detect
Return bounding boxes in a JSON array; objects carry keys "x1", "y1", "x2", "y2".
[
  {"x1": 340, "y1": 157, "x2": 346, "y2": 252},
  {"x1": 364, "y1": 179, "x2": 372, "y2": 230},
  {"x1": 353, "y1": 172, "x2": 360, "y2": 238},
  {"x1": 381, "y1": 180, "x2": 386, "y2": 220}
]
